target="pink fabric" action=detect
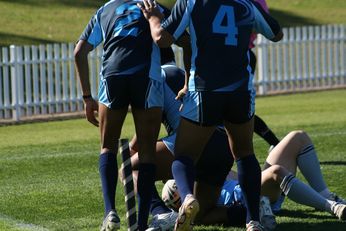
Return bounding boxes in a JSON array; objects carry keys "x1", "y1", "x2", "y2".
[{"x1": 249, "y1": 0, "x2": 269, "y2": 49}]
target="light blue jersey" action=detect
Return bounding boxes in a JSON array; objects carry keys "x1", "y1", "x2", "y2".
[{"x1": 218, "y1": 179, "x2": 285, "y2": 212}]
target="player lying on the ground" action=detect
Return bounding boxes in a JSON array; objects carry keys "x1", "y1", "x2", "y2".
[
  {"x1": 121, "y1": 62, "x2": 282, "y2": 230},
  {"x1": 210, "y1": 130, "x2": 346, "y2": 222},
  {"x1": 129, "y1": 128, "x2": 346, "y2": 230}
]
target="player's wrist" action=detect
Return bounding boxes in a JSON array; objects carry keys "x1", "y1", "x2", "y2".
[{"x1": 82, "y1": 94, "x2": 93, "y2": 102}]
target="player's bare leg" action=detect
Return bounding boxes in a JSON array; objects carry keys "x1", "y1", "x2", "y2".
[
  {"x1": 224, "y1": 117, "x2": 263, "y2": 231},
  {"x1": 132, "y1": 107, "x2": 162, "y2": 230},
  {"x1": 99, "y1": 104, "x2": 128, "y2": 231},
  {"x1": 173, "y1": 118, "x2": 215, "y2": 230}
]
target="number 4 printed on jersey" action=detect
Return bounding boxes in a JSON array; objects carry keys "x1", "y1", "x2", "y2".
[{"x1": 212, "y1": 5, "x2": 238, "y2": 46}]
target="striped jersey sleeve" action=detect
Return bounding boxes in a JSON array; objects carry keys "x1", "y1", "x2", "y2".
[
  {"x1": 161, "y1": 0, "x2": 192, "y2": 41},
  {"x1": 80, "y1": 8, "x2": 104, "y2": 48}
]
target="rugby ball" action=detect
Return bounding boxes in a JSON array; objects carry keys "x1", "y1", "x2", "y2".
[{"x1": 161, "y1": 180, "x2": 181, "y2": 211}]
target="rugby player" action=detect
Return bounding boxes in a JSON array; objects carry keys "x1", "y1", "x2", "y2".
[
  {"x1": 138, "y1": 0, "x2": 283, "y2": 230},
  {"x1": 74, "y1": 1, "x2": 190, "y2": 230}
]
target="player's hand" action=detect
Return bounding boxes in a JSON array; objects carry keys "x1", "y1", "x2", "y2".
[
  {"x1": 175, "y1": 85, "x2": 188, "y2": 101},
  {"x1": 84, "y1": 98, "x2": 99, "y2": 127},
  {"x1": 137, "y1": 0, "x2": 163, "y2": 21}
]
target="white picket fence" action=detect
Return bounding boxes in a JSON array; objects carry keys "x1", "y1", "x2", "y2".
[{"x1": 0, "y1": 24, "x2": 345, "y2": 122}]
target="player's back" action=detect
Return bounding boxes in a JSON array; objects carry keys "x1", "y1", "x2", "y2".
[
  {"x1": 84, "y1": 0, "x2": 153, "y2": 77},
  {"x1": 190, "y1": 0, "x2": 254, "y2": 90}
]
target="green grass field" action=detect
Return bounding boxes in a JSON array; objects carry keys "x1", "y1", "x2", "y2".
[
  {"x1": 0, "y1": 89, "x2": 345, "y2": 231},
  {"x1": 0, "y1": 0, "x2": 345, "y2": 46}
]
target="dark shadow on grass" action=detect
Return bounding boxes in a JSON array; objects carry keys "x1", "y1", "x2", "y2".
[
  {"x1": 0, "y1": 0, "x2": 105, "y2": 8},
  {"x1": 320, "y1": 161, "x2": 346, "y2": 166},
  {"x1": 277, "y1": 209, "x2": 332, "y2": 220},
  {"x1": 276, "y1": 220, "x2": 346, "y2": 231},
  {"x1": 0, "y1": 32, "x2": 58, "y2": 47},
  {"x1": 269, "y1": 9, "x2": 319, "y2": 27}
]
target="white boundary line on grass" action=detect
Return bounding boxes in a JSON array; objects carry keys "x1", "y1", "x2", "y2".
[
  {"x1": 308, "y1": 131, "x2": 346, "y2": 137},
  {"x1": 0, "y1": 213, "x2": 49, "y2": 231}
]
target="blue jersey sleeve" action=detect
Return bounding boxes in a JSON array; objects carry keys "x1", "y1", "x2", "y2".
[
  {"x1": 80, "y1": 8, "x2": 104, "y2": 48},
  {"x1": 251, "y1": 1, "x2": 281, "y2": 40},
  {"x1": 161, "y1": 0, "x2": 191, "y2": 41}
]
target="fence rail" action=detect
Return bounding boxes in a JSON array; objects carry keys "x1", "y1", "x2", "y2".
[{"x1": 0, "y1": 24, "x2": 345, "y2": 122}]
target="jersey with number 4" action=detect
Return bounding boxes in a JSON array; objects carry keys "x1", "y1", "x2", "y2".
[{"x1": 162, "y1": 0, "x2": 281, "y2": 91}]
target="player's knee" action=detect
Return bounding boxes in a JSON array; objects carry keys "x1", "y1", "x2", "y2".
[
  {"x1": 288, "y1": 130, "x2": 312, "y2": 147},
  {"x1": 268, "y1": 165, "x2": 288, "y2": 182}
]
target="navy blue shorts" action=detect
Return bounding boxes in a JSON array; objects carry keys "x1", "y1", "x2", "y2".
[
  {"x1": 181, "y1": 90, "x2": 256, "y2": 126},
  {"x1": 195, "y1": 129, "x2": 234, "y2": 187},
  {"x1": 98, "y1": 72, "x2": 150, "y2": 109}
]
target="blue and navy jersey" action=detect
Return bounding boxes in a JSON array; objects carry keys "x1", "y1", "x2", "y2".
[
  {"x1": 162, "y1": 0, "x2": 281, "y2": 91},
  {"x1": 161, "y1": 64, "x2": 185, "y2": 135},
  {"x1": 79, "y1": 0, "x2": 171, "y2": 81}
]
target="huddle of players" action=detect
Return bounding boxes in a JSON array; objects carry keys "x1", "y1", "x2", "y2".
[{"x1": 74, "y1": 0, "x2": 345, "y2": 231}]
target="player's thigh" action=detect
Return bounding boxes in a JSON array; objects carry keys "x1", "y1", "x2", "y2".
[
  {"x1": 224, "y1": 117, "x2": 254, "y2": 159},
  {"x1": 131, "y1": 77, "x2": 162, "y2": 142},
  {"x1": 265, "y1": 131, "x2": 309, "y2": 174},
  {"x1": 177, "y1": 91, "x2": 218, "y2": 160},
  {"x1": 131, "y1": 107, "x2": 162, "y2": 163},
  {"x1": 131, "y1": 77, "x2": 162, "y2": 162},
  {"x1": 155, "y1": 140, "x2": 175, "y2": 180},
  {"x1": 223, "y1": 90, "x2": 256, "y2": 158},
  {"x1": 99, "y1": 103, "x2": 128, "y2": 153},
  {"x1": 174, "y1": 117, "x2": 215, "y2": 161}
]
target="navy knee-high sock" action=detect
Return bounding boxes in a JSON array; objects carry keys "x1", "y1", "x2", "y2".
[
  {"x1": 236, "y1": 154, "x2": 261, "y2": 223},
  {"x1": 172, "y1": 156, "x2": 195, "y2": 202},
  {"x1": 137, "y1": 163, "x2": 156, "y2": 230},
  {"x1": 150, "y1": 186, "x2": 171, "y2": 216},
  {"x1": 99, "y1": 152, "x2": 118, "y2": 215}
]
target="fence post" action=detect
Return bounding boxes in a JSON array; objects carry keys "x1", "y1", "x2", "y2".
[
  {"x1": 333, "y1": 24, "x2": 340, "y2": 85},
  {"x1": 282, "y1": 28, "x2": 289, "y2": 90},
  {"x1": 62, "y1": 43, "x2": 69, "y2": 112},
  {"x1": 47, "y1": 44, "x2": 54, "y2": 114},
  {"x1": 327, "y1": 25, "x2": 334, "y2": 86},
  {"x1": 54, "y1": 44, "x2": 62, "y2": 113},
  {"x1": 256, "y1": 35, "x2": 268, "y2": 95},
  {"x1": 10, "y1": 45, "x2": 20, "y2": 121},
  {"x1": 340, "y1": 25, "x2": 345, "y2": 85},
  {"x1": 69, "y1": 43, "x2": 77, "y2": 112},
  {"x1": 314, "y1": 26, "x2": 321, "y2": 87},
  {"x1": 289, "y1": 27, "x2": 295, "y2": 91},
  {"x1": 0, "y1": 49, "x2": 3, "y2": 119},
  {"x1": 308, "y1": 26, "x2": 316, "y2": 87},
  {"x1": 24, "y1": 46, "x2": 33, "y2": 116},
  {"x1": 321, "y1": 25, "x2": 328, "y2": 86},
  {"x1": 39, "y1": 45, "x2": 47, "y2": 114},
  {"x1": 32, "y1": 45, "x2": 40, "y2": 115},
  {"x1": 295, "y1": 27, "x2": 302, "y2": 90}
]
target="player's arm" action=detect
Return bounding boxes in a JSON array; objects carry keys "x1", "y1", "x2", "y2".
[
  {"x1": 174, "y1": 32, "x2": 191, "y2": 100},
  {"x1": 74, "y1": 11, "x2": 103, "y2": 127},
  {"x1": 74, "y1": 40, "x2": 99, "y2": 127},
  {"x1": 252, "y1": 1, "x2": 283, "y2": 42},
  {"x1": 138, "y1": 0, "x2": 174, "y2": 47}
]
